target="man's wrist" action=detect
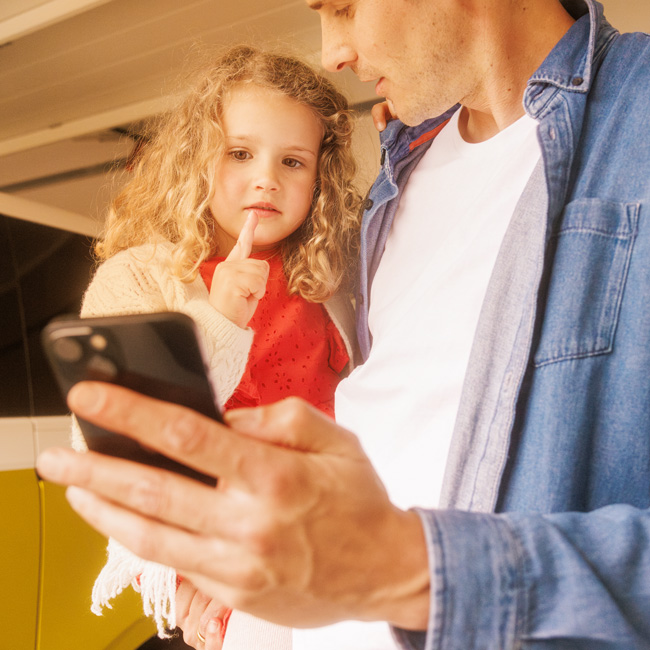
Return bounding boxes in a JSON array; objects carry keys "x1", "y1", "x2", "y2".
[{"x1": 375, "y1": 508, "x2": 431, "y2": 631}]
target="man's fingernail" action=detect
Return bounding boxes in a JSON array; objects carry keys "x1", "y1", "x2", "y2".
[
  {"x1": 36, "y1": 449, "x2": 62, "y2": 481},
  {"x1": 66, "y1": 486, "x2": 90, "y2": 510},
  {"x1": 68, "y1": 382, "x2": 103, "y2": 414}
]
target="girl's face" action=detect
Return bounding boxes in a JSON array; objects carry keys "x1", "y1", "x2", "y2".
[{"x1": 210, "y1": 84, "x2": 323, "y2": 254}]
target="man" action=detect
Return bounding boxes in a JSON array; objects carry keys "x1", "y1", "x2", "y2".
[{"x1": 37, "y1": 0, "x2": 650, "y2": 648}]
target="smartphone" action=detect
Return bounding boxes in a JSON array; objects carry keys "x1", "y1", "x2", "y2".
[{"x1": 42, "y1": 311, "x2": 221, "y2": 486}]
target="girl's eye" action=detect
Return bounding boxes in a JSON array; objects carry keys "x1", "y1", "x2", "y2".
[
  {"x1": 283, "y1": 158, "x2": 303, "y2": 168},
  {"x1": 229, "y1": 150, "x2": 250, "y2": 161}
]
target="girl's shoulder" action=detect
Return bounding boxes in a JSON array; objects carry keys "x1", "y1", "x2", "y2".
[
  {"x1": 99, "y1": 240, "x2": 175, "y2": 271},
  {"x1": 91, "y1": 241, "x2": 180, "y2": 287},
  {"x1": 82, "y1": 241, "x2": 181, "y2": 317}
]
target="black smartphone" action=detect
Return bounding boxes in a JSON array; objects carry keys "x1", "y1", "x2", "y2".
[{"x1": 42, "y1": 311, "x2": 221, "y2": 486}]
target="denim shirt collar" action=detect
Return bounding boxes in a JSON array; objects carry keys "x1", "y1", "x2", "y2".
[
  {"x1": 378, "y1": 108, "x2": 458, "y2": 174},
  {"x1": 529, "y1": 1, "x2": 616, "y2": 95},
  {"x1": 530, "y1": 3, "x2": 595, "y2": 94}
]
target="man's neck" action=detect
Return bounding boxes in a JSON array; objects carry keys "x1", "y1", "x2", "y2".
[{"x1": 458, "y1": 0, "x2": 576, "y2": 143}]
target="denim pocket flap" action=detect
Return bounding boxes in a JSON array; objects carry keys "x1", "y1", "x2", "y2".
[{"x1": 533, "y1": 199, "x2": 639, "y2": 367}]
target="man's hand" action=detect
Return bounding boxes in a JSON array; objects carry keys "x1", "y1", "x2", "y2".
[
  {"x1": 36, "y1": 383, "x2": 430, "y2": 630},
  {"x1": 209, "y1": 211, "x2": 269, "y2": 328}
]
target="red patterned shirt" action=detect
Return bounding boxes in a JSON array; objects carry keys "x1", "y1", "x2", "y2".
[{"x1": 200, "y1": 251, "x2": 349, "y2": 417}]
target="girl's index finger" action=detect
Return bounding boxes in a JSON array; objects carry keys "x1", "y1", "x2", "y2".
[{"x1": 225, "y1": 211, "x2": 259, "y2": 262}]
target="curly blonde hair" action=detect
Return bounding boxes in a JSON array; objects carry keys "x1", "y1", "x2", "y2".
[{"x1": 97, "y1": 44, "x2": 363, "y2": 301}]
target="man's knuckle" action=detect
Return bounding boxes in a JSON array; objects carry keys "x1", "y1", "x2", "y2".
[
  {"x1": 231, "y1": 568, "x2": 267, "y2": 595},
  {"x1": 265, "y1": 469, "x2": 295, "y2": 501},
  {"x1": 129, "y1": 475, "x2": 166, "y2": 517},
  {"x1": 248, "y1": 530, "x2": 276, "y2": 558},
  {"x1": 280, "y1": 397, "x2": 310, "y2": 429},
  {"x1": 129, "y1": 523, "x2": 158, "y2": 560},
  {"x1": 162, "y1": 410, "x2": 208, "y2": 455},
  {"x1": 195, "y1": 506, "x2": 219, "y2": 534},
  {"x1": 233, "y1": 513, "x2": 276, "y2": 557}
]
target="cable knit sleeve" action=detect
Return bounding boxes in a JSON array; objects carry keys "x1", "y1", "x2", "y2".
[{"x1": 181, "y1": 296, "x2": 254, "y2": 408}]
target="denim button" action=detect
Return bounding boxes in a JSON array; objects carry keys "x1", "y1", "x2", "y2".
[
  {"x1": 364, "y1": 198, "x2": 374, "y2": 211},
  {"x1": 572, "y1": 76, "x2": 584, "y2": 86}
]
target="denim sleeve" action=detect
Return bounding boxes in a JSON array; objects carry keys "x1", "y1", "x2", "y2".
[{"x1": 392, "y1": 505, "x2": 650, "y2": 649}]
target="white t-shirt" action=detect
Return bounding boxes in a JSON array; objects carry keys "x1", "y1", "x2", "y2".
[{"x1": 293, "y1": 109, "x2": 542, "y2": 650}]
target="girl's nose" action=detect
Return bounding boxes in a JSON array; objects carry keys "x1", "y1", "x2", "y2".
[{"x1": 254, "y1": 163, "x2": 280, "y2": 192}]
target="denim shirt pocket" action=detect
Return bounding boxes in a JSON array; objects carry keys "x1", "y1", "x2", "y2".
[{"x1": 533, "y1": 199, "x2": 640, "y2": 367}]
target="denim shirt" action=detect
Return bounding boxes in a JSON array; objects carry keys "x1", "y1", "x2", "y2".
[{"x1": 358, "y1": 1, "x2": 650, "y2": 648}]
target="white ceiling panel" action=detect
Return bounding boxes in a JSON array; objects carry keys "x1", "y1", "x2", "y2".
[
  {"x1": 0, "y1": 0, "x2": 647, "y2": 226},
  {"x1": 0, "y1": 0, "x2": 375, "y2": 153}
]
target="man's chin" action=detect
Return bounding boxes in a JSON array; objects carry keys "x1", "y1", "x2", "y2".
[
  {"x1": 383, "y1": 95, "x2": 443, "y2": 127},
  {"x1": 387, "y1": 97, "x2": 422, "y2": 126},
  {"x1": 395, "y1": 103, "x2": 444, "y2": 127}
]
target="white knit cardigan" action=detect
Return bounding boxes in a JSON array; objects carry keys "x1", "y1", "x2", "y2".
[{"x1": 72, "y1": 242, "x2": 358, "y2": 644}]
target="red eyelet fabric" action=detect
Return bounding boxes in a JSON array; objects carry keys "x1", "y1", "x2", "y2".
[{"x1": 200, "y1": 252, "x2": 348, "y2": 418}]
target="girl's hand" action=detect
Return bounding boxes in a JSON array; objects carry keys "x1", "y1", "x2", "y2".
[
  {"x1": 209, "y1": 212, "x2": 269, "y2": 328},
  {"x1": 176, "y1": 578, "x2": 231, "y2": 649},
  {"x1": 371, "y1": 101, "x2": 396, "y2": 132}
]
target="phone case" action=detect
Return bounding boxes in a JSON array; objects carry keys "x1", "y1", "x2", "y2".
[{"x1": 42, "y1": 311, "x2": 221, "y2": 486}]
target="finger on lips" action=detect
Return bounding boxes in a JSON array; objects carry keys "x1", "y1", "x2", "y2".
[{"x1": 226, "y1": 210, "x2": 259, "y2": 262}]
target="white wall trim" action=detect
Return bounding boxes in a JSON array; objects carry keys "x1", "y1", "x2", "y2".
[{"x1": 0, "y1": 191, "x2": 99, "y2": 236}]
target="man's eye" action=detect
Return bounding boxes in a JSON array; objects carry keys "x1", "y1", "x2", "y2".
[
  {"x1": 229, "y1": 150, "x2": 250, "y2": 161},
  {"x1": 334, "y1": 5, "x2": 352, "y2": 18}
]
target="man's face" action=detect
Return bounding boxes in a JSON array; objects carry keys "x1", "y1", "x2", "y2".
[{"x1": 308, "y1": 0, "x2": 474, "y2": 126}]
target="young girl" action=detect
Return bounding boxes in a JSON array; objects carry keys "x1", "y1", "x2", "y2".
[{"x1": 75, "y1": 44, "x2": 362, "y2": 647}]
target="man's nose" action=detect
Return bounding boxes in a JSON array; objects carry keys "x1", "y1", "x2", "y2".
[{"x1": 320, "y1": 21, "x2": 357, "y2": 73}]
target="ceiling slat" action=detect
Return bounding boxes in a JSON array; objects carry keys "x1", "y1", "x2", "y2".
[{"x1": 0, "y1": 0, "x2": 114, "y2": 46}]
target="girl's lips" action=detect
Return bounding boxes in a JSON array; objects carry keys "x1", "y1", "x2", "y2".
[{"x1": 247, "y1": 205, "x2": 280, "y2": 218}]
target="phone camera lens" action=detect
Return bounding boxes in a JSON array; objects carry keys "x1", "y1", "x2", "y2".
[
  {"x1": 52, "y1": 337, "x2": 83, "y2": 362},
  {"x1": 90, "y1": 334, "x2": 108, "y2": 351},
  {"x1": 87, "y1": 355, "x2": 118, "y2": 379}
]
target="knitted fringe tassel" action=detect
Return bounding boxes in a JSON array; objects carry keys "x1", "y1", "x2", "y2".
[{"x1": 91, "y1": 537, "x2": 177, "y2": 638}]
